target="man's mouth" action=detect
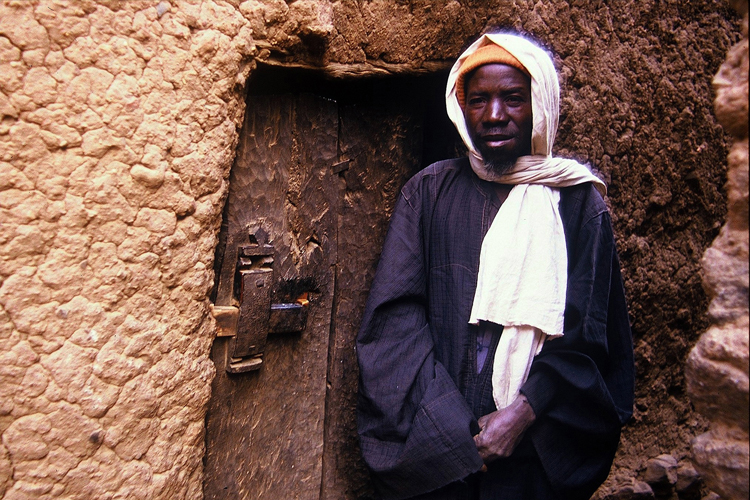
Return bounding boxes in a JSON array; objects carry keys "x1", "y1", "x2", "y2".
[{"x1": 481, "y1": 134, "x2": 515, "y2": 148}]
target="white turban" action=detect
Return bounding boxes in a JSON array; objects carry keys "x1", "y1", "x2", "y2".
[{"x1": 446, "y1": 33, "x2": 606, "y2": 409}]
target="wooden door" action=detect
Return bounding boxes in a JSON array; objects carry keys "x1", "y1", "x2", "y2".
[{"x1": 204, "y1": 69, "x2": 453, "y2": 500}]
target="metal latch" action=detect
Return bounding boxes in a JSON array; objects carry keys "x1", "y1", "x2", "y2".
[{"x1": 211, "y1": 230, "x2": 309, "y2": 373}]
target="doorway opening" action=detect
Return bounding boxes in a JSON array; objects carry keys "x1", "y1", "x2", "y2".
[{"x1": 204, "y1": 64, "x2": 462, "y2": 500}]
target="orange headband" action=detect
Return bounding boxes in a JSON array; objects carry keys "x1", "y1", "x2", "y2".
[{"x1": 456, "y1": 44, "x2": 530, "y2": 107}]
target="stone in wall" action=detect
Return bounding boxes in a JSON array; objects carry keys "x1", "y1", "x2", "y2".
[{"x1": 686, "y1": 1, "x2": 749, "y2": 498}]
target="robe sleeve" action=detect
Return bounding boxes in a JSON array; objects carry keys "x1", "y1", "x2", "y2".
[
  {"x1": 356, "y1": 186, "x2": 485, "y2": 500},
  {"x1": 519, "y1": 186, "x2": 635, "y2": 499}
]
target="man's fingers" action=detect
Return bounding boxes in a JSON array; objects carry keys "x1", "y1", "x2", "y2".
[{"x1": 477, "y1": 415, "x2": 488, "y2": 429}]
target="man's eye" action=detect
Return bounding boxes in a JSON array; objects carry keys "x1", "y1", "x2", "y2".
[{"x1": 468, "y1": 97, "x2": 485, "y2": 106}]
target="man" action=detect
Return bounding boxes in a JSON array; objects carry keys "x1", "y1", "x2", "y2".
[{"x1": 356, "y1": 32, "x2": 634, "y2": 500}]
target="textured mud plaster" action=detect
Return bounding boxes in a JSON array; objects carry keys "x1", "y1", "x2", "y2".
[
  {"x1": 0, "y1": 1, "x2": 743, "y2": 500},
  {"x1": 686, "y1": 1, "x2": 749, "y2": 499},
  {"x1": 0, "y1": 1, "x2": 256, "y2": 499}
]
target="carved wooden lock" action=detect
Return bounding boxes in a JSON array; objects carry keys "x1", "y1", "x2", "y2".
[{"x1": 211, "y1": 229, "x2": 308, "y2": 373}]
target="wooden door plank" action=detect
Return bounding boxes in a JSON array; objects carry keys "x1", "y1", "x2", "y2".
[
  {"x1": 321, "y1": 98, "x2": 423, "y2": 500},
  {"x1": 204, "y1": 93, "x2": 339, "y2": 500}
]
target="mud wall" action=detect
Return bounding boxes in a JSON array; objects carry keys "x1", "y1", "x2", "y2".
[
  {"x1": 0, "y1": 1, "x2": 742, "y2": 499},
  {"x1": 686, "y1": 0, "x2": 749, "y2": 498},
  {"x1": 0, "y1": 1, "x2": 254, "y2": 498}
]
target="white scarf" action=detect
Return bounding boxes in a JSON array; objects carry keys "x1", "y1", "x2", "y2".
[{"x1": 446, "y1": 34, "x2": 606, "y2": 409}]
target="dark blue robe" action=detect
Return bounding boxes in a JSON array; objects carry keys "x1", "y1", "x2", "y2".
[{"x1": 356, "y1": 158, "x2": 634, "y2": 500}]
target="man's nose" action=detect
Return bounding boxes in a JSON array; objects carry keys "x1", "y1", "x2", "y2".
[{"x1": 484, "y1": 98, "x2": 508, "y2": 123}]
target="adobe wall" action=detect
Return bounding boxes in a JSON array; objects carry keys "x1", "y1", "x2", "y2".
[
  {"x1": 1, "y1": 1, "x2": 253, "y2": 498},
  {"x1": 686, "y1": 0, "x2": 749, "y2": 498},
  {"x1": 0, "y1": 1, "x2": 742, "y2": 499}
]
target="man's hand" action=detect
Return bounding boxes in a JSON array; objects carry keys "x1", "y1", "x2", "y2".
[{"x1": 473, "y1": 395, "x2": 536, "y2": 464}]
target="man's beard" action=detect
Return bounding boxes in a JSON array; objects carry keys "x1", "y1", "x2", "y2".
[{"x1": 477, "y1": 144, "x2": 517, "y2": 176}]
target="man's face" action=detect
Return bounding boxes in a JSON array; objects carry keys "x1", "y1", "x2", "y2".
[{"x1": 463, "y1": 63, "x2": 533, "y2": 175}]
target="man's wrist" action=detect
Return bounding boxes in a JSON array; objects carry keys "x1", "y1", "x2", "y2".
[{"x1": 516, "y1": 395, "x2": 537, "y2": 427}]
